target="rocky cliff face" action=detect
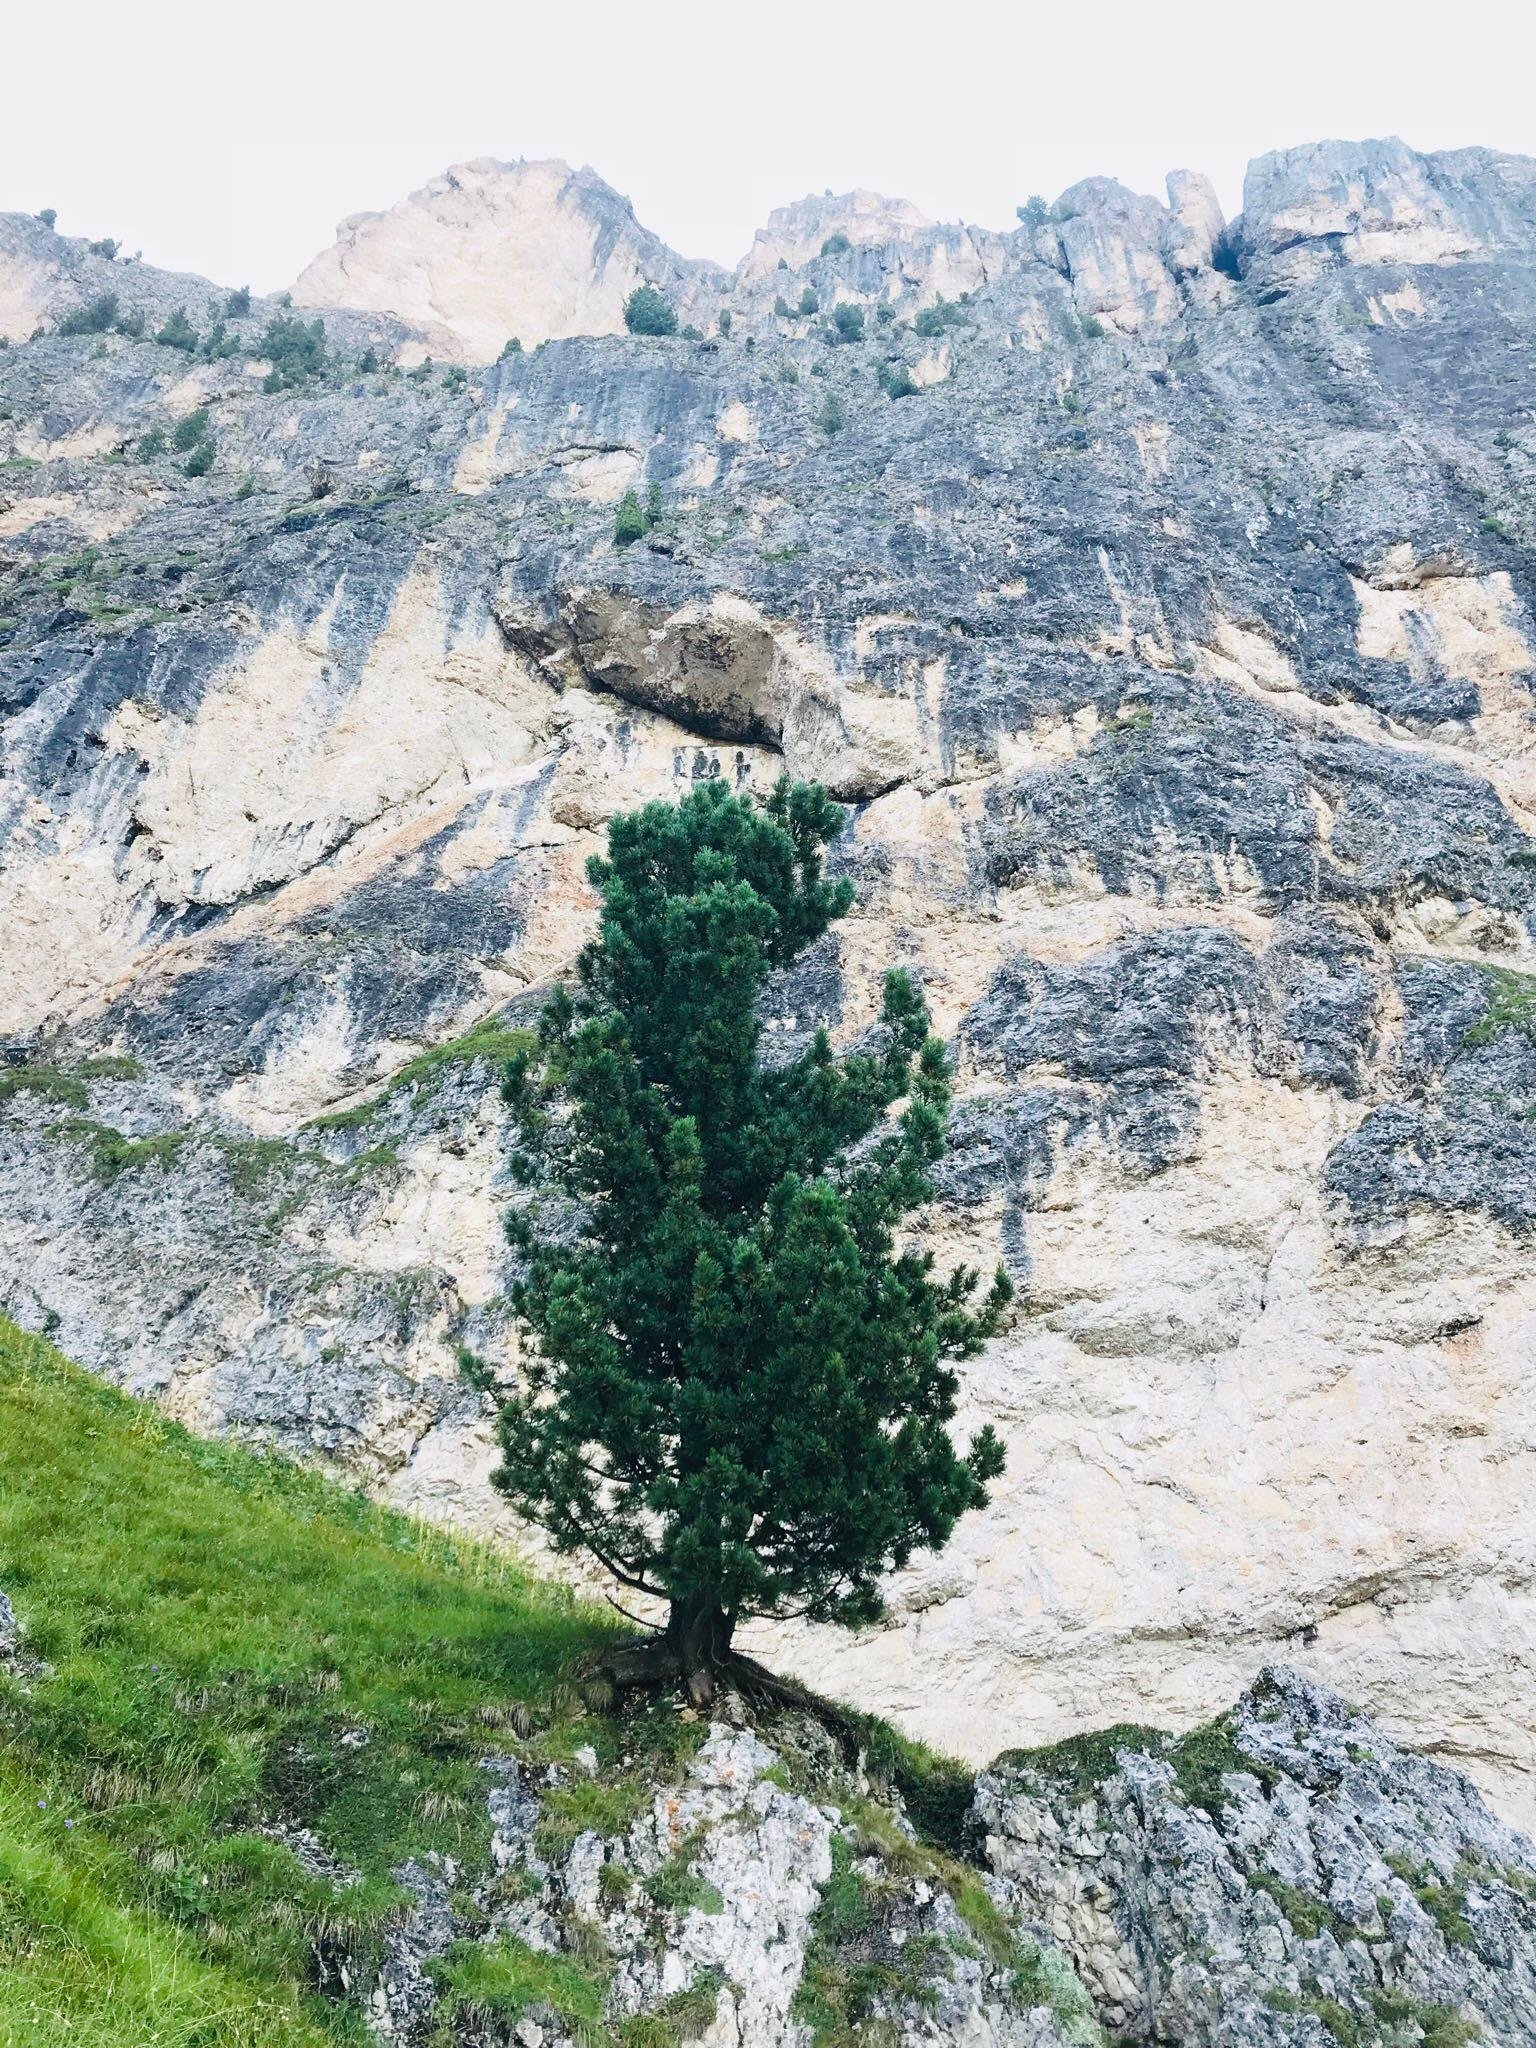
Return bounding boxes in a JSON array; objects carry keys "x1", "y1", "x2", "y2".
[{"x1": 4, "y1": 136, "x2": 1536, "y2": 1836}]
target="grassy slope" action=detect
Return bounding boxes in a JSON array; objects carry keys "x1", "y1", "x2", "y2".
[{"x1": 0, "y1": 1315, "x2": 613, "y2": 2047}]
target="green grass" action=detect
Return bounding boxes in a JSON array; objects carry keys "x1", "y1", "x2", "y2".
[
  {"x1": 643, "y1": 1850, "x2": 724, "y2": 1916},
  {"x1": 307, "y1": 1020, "x2": 536, "y2": 1134},
  {"x1": 0, "y1": 1316, "x2": 613, "y2": 2044},
  {"x1": 429, "y1": 1935, "x2": 609, "y2": 2039},
  {"x1": 44, "y1": 1118, "x2": 189, "y2": 1181},
  {"x1": 997, "y1": 1707, "x2": 1277, "y2": 1820},
  {"x1": 995, "y1": 1721, "x2": 1168, "y2": 1801},
  {"x1": 1386, "y1": 1855, "x2": 1475, "y2": 1947},
  {"x1": 1464, "y1": 967, "x2": 1536, "y2": 1048},
  {"x1": 533, "y1": 1777, "x2": 654, "y2": 1858},
  {"x1": 0, "y1": 1760, "x2": 336, "y2": 2048},
  {"x1": 1247, "y1": 1868, "x2": 1360, "y2": 1943},
  {"x1": 0, "y1": 1057, "x2": 141, "y2": 1111}
]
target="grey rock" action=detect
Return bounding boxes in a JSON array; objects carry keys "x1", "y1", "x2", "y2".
[
  {"x1": 5, "y1": 131, "x2": 1536, "y2": 1810},
  {"x1": 974, "y1": 1668, "x2": 1536, "y2": 2046},
  {"x1": 367, "y1": 1712, "x2": 1098, "y2": 2046}
]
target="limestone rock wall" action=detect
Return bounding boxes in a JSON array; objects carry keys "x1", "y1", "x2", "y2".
[{"x1": 4, "y1": 135, "x2": 1536, "y2": 1834}]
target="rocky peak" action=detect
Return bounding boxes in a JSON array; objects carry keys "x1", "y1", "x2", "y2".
[
  {"x1": 1237, "y1": 135, "x2": 1536, "y2": 291},
  {"x1": 1163, "y1": 168, "x2": 1227, "y2": 276},
  {"x1": 291, "y1": 156, "x2": 721, "y2": 363},
  {"x1": 1052, "y1": 177, "x2": 1177, "y2": 329},
  {"x1": 735, "y1": 187, "x2": 934, "y2": 280}
]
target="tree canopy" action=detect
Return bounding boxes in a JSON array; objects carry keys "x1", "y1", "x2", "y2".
[
  {"x1": 622, "y1": 285, "x2": 678, "y2": 337},
  {"x1": 490, "y1": 777, "x2": 1008, "y2": 1699}
]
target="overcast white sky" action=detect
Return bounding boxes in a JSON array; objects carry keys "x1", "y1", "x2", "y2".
[{"x1": 7, "y1": 0, "x2": 1535, "y2": 290}]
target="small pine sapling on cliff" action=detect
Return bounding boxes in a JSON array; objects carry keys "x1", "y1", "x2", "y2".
[
  {"x1": 488, "y1": 778, "x2": 1009, "y2": 1702},
  {"x1": 622, "y1": 285, "x2": 678, "y2": 337}
]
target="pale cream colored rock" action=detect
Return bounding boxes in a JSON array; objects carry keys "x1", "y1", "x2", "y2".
[
  {"x1": 751, "y1": 1067, "x2": 1536, "y2": 1829},
  {"x1": 1242, "y1": 140, "x2": 1490, "y2": 292},
  {"x1": 0, "y1": 571, "x2": 558, "y2": 1032},
  {"x1": 1370, "y1": 281, "x2": 1428, "y2": 323},
  {"x1": 15, "y1": 422, "x2": 122, "y2": 462},
  {"x1": 1164, "y1": 169, "x2": 1225, "y2": 275},
  {"x1": 912, "y1": 344, "x2": 952, "y2": 388},
  {"x1": 1054, "y1": 179, "x2": 1182, "y2": 333},
  {"x1": 293, "y1": 158, "x2": 696, "y2": 364},
  {"x1": 0, "y1": 235, "x2": 57, "y2": 341},
  {"x1": 0, "y1": 493, "x2": 146, "y2": 541}
]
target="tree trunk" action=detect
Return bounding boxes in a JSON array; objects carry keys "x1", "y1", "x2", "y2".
[{"x1": 664, "y1": 1595, "x2": 733, "y2": 1707}]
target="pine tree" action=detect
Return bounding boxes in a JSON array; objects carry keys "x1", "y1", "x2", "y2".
[
  {"x1": 622, "y1": 285, "x2": 678, "y2": 337},
  {"x1": 613, "y1": 491, "x2": 646, "y2": 547},
  {"x1": 154, "y1": 307, "x2": 198, "y2": 353},
  {"x1": 489, "y1": 778, "x2": 1008, "y2": 1702}
]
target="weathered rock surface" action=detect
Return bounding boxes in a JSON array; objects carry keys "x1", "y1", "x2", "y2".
[
  {"x1": 4, "y1": 133, "x2": 1536, "y2": 1830},
  {"x1": 293, "y1": 158, "x2": 724, "y2": 362},
  {"x1": 227, "y1": 1675, "x2": 1534, "y2": 2044},
  {"x1": 975, "y1": 1668, "x2": 1536, "y2": 2046},
  {"x1": 364, "y1": 1705, "x2": 1099, "y2": 2046}
]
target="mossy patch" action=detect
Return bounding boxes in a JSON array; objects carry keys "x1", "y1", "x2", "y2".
[
  {"x1": 307, "y1": 1020, "x2": 536, "y2": 1134},
  {"x1": 1464, "y1": 966, "x2": 1536, "y2": 1048}
]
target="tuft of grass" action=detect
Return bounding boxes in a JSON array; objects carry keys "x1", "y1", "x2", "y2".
[
  {"x1": 1265, "y1": 1987, "x2": 1360, "y2": 2044},
  {"x1": 996, "y1": 1721, "x2": 1169, "y2": 1803},
  {"x1": 1169, "y1": 1711, "x2": 1279, "y2": 1817},
  {"x1": 837, "y1": 1708, "x2": 976, "y2": 1855},
  {"x1": 429, "y1": 1935, "x2": 609, "y2": 2038},
  {"x1": 644, "y1": 1848, "x2": 725, "y2": 1916},
  {"x1": 1464, "y1": 966, "x2": 1536, "y2": 1048},
  {"x1": 0, "y1": 1057, "x2": 141, "y2": 1111},
  {"x1": 1247, "y1": 1868, "x2": 1360, "y2": 1942},
  {"x1": 0, "y1": 1316, "x2": 614, "y2": 2043},
  {"x1": 616, "y1": 1969, "x2": 724, "y2": 2045},
  {"x1": 1369, "y1": 1990, "x2": 1481, "y2": 2046},
  {"x1": 1386, "y1": 1856, "x2": 1476, "y2": 1947},
  {"x1": 307, "y1": 1020, "x2": 535, "y2": 1134},
  {"x1": 533, "y1": 1777, "x2": 652, "y2": 1858},
  {"x1": 44, "y1": 1118, "x2": 188, "y2": 1181}
]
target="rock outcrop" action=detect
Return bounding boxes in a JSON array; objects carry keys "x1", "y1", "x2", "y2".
[
  {"x1": 369, "y1": 1713, "x2": 1097, "y2": 2046},
  {"x1": 292, "y1": 158, "x2": 724, "y2": 362},
  {"x1": 976, "y1": 1668, "x2": 1536, "y2": 2046},
  {"x1": 283, "y1": 1673, "x2": 1536, "y2": 2044},
  {"x1": 1239, "y1": 137, "x2": 1536, "y2": 292},
  {"x1": 4, "y1": 133, "x2": 1536, "y2": 1835}
]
